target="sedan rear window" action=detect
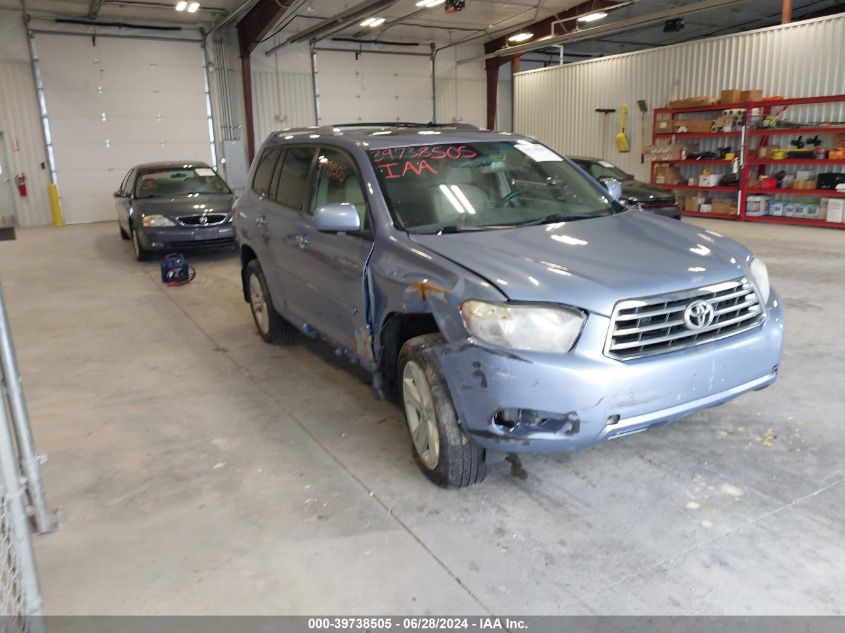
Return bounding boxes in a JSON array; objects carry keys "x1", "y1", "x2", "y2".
[
  {"x1": 136, "y1": 167, "x2": 230, "y2": 199},
  {"x1": 369, "y1": 142, "x2": 617, "y2": 233}
]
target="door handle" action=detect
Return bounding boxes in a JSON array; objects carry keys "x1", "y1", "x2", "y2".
[
  {"x1": 295, "y1": 233, "x2": 311, "y2": 249},
  {"x1": 255, "y1": 215, "x2": 266, "y2": 226}
]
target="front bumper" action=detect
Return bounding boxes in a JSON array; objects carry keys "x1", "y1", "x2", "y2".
[
  {"x1": 138, "y1": 224, "x2": 235, "y2": 250},
  {"x1": 433, "y1": 290, "x2": 784, "y2": 453}
]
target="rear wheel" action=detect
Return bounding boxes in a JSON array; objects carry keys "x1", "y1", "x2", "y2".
[
  {"x1": 130, "y1": 225, "x2": 150, "y2": 261},
  {"x1": 246, "y1": 259, "x2": 297, "y2": 344},
  {"x1": 398, "y1": 334, "x2": 486, "y2": 488}
]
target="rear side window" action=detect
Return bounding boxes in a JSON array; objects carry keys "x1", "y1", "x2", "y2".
[
  {"x1": 252, "y1": 146, "x2": 283, "y2": 196},
  {"x1": 276, "y1": 146, "x2": 317, "y2": 210}
]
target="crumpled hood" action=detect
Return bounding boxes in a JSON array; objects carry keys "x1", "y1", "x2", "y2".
[
  {"x1": 134, "y1": 193, "x2": 234, "y2": 218},
  {"x1": 409, "y1": 211, "x2": 753, "y2": 316}
]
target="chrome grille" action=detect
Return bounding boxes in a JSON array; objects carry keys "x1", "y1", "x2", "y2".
[
  {"x1": 177, "y1": 213, "x2": 227, "y2": 226},
  {"x1": 605, "y1": 278, "x2": 765, "y2": 360}
]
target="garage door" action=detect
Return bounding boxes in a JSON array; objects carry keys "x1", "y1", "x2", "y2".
[
  {"x1": 36, "y1": 35, "x2": 212, "y2": 224},
  {"x1": 316, "y1": 50, "x2": 433, "y2": 125}
]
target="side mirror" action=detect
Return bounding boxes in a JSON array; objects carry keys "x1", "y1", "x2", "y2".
[
  {"x1": 313, "y1": 203, "x2": 362, "y2": 233},
  {"x1": 114, "y1": 190, "x2": 128, "y2": 198},
  {"x1": 598, "y1": 177, "x2": 623, "y2": 201}
]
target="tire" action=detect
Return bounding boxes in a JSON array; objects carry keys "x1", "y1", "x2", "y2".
[
  {"x1": 119, "y1": 224, "x2": 130, "y2": 240},
  {"x1": 130, "y1": 225, "x2": 151, "y2": 261},
  {"x1": 398, "y1": 334, "x2": 486, "y2": 488},
  {"x1": 245, "y1": 259, "x2": 297, "y2": 345}
]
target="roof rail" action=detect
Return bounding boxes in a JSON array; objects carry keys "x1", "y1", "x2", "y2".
[{"x1": 329, "y1": 122, "x2": 480, "y2": 130}]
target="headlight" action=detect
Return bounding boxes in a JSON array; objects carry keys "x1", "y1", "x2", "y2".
[
  {"x1": 142, "y1": 214, "x2": 176, "y2": 228},
  {"x1": 460, "y1": 300, "x2": 585, "y2": 353},
  {"x1": 749, "y1": 257, "x2": 770, "y2": 304}
]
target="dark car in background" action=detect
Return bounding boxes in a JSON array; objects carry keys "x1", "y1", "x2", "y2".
[
  {"x1": 115, "y1": 162, "x2": 235, "y2": 260},
  {"x1": 571, "y1": 156, "x2": 682, "y2": 219}
]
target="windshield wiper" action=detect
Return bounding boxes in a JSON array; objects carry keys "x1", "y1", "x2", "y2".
[
  {"x1": 414, "y1": 225, "x2": 488, "y2": 235},
  {"x1": 506, "y1": 211, "x2": 611, "y2": 227}
]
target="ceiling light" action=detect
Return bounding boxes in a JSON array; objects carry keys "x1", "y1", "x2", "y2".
[
  {"x1": 416, "y1": 0, "x2": 445, "y2": 7},
  {"x1": 175, "y1": 0, "x2": 187, "y2": 10},
  {"x1": 186, "y1": 1, "x2": 199, "y2": 12},
  {"x1": 508, "y1": 32, "x2": 533, "y2": 43},
  {"x1": 360, "y1": 16, "x2": 385, "y2": 27},
  {"x1": 577, "y1": 11, "x2": 607, "y2": 23}
]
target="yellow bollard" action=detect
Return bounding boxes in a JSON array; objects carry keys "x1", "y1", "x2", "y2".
[{"x1": 48, "y1": 183, "x2": 64, "y2": 226}]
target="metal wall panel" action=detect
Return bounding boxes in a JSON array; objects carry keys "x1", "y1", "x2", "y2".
[
  {"x1": 251, "y1": 70, "x2": 315, "y2": 147},
  {"x1": 0, "y1": 62, "x2": 52, "y2": 227},
  {"x1": 514, "y1": 15, "x2": 845, "y2": 181}
]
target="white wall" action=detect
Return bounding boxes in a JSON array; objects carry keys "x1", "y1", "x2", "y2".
[
  {"x1": 514, "y1": 14, "x2": 845, "y2": 182},
  {"x1": 249, "y1": 37, "x2": 487, "y2": 149},
  {"x1": 35, "y1": 33, "x2": 212, "y2": 223},
  {"x1": 0, "y1": 10, "x2": 52, "y2": 226}
]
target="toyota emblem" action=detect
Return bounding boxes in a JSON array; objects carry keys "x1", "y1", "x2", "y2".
[
  {"x1": 199, "y1": 215, "x2": 208, "y2": 225},
  {"x1": 683, "y1": 300, "x2": 715, "y2": 330}
]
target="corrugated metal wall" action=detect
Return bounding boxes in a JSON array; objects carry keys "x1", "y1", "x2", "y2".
[
  {"x1": 514, "y1": 15, "x2": 845, "y2": 181},
  {"x1": 0, "y1": 62, "x2": 52, "y2": 226},
  {"x1": 251, "y1": 71, "x2": 315, "y2": 144}
]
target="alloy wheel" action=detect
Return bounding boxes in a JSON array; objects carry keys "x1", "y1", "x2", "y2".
[
  {"x1": 249, "y1": 273, "x2": 270, "y2": 335},
  {"x1": 402, "y1": 360, "x2": 440, "y2": 470}
]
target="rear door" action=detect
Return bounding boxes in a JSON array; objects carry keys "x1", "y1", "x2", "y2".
[
  {"x1": 240, "y1": 145, "x2": 284, "y2": 297},
  {"x1": 290, "y1": 146, "x2": 374, "y2": 359}
]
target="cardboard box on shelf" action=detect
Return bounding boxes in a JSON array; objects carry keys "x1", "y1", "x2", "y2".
[
  {"x1": 654, "y1": 165, "x2": 684, "y2": 185},
  {"x1": 699, "y1": 203, "x2": 713, "y2": 213},
  {"x1": 698, "y1": 174, "x2": 722, "y2": 187},
  {"x1": 740, "y1": 90, "x2": 763, "y2": 102},
  {"x1": 711, "y1": 199, "x2": 737, "y2": 215},
  {"x1": 645, "y1": 144, "x2": 683, "y2": 161},
  {"x1": 672, "y1": 120, "x2": 714, "y2": 134},
  {"x1": 834, "y1": 133, "x2": 845, "y2": 147},
  {"x1": 821, "y1": 198, "x2": 845, "y2": 222},
  {"x1": 792, "y1": 180, "x2": 817, "y2": 190},
  {"x1": 656, "y1": 112, "x2": 673, "y2": 131},
  {"x1": 684, "y1": 196, "x2": 704, "y2": 212},
  {"x1": 668, "y1": 96, "x2": 716, "y2": 109},
  {"x1": 720, "y1": 89, "x2": 743, "y2": 104}
]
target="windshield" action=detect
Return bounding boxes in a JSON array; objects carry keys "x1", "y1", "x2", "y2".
[
  {"x1": 135, "y1": 167, "x2": 231, "y2": 199},
  {"x1": 369, "y1": 142, "x2": 618, "y2": 233},
  {"x1": 575, "y1": 159, "x2": 631, "y2": 182}
]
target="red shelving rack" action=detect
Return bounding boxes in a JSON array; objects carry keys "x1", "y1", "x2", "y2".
[
  {"x1": 649, "y1": 93, "x2": 845, "y2": 229},
  {"x1": 739, "y1": 94, "x2": 845, "y2": 230}
]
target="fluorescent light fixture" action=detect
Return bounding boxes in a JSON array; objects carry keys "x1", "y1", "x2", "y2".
[
  {"x1": 577, "y1": 11, "x2": 607, "y2": 23},
  {"x1": 175, "y1": 0, "x2": 187, "y2": 10},
  {"x1": 186, "y1": 1, "x2": 199, "y2": 12},
  {"x1": 508, "y1": 32, "x2": 533, "y2": 43},
  {"x1": 416, "y1": 0, "x2": 445, "y2": 7},
  {"x1": 360, "y1": 16, "x2": 385, "y2": 27}
]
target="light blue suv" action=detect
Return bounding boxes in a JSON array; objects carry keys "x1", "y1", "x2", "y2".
[{"x1": 234, "y1": 124, "x2": 784, "y2": 488}]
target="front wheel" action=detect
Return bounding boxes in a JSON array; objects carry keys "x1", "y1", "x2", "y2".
[
  {"x1": 398, "y1": 334, "x2": 486, "y2": 488},
  {"x1": 130, "y1": 226, "x2": 150, "y2": 261},
  {"x1": 246, "y1": 259, "x2": 297, "y2": 344}
]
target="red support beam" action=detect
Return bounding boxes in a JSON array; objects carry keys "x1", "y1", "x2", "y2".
[
  {"x1": 236, "y1": 0, "x2": 296, "y2": 162},
  {"x1": 781, "y1": 0, "x2": 792, "y2": 23}
]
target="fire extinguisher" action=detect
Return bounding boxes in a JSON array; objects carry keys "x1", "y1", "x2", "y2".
[{"x1": 15, "y1": 174, "x2": 27, "y2": 197}]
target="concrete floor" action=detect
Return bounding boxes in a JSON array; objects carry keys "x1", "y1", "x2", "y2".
[{"x1": 1, "y1": 218, "x2": 843, "y2": 615}]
